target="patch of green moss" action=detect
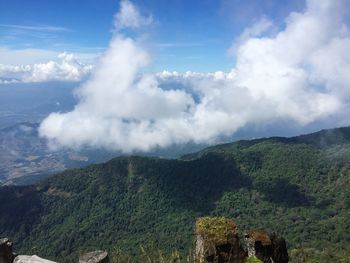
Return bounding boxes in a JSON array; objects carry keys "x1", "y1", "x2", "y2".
[
  {"x1": 195, "y1": 217, "x2": 237, "y2": 244},
  {"x1": 246, "y1": 256, "x2": 263, "y2": 263}
]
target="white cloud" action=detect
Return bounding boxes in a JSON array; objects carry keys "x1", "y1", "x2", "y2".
[
  {"x1": 40, "y1": 0, "x2": 350, "y2": 152},
  {"x1": 156, "y1": 70, "x2": 235, "y2": 81},
  {"x1": 40, "y1": 36, "x2": 196, "y2": 151},
  {"x1": 0, "y1": 52, "x2": 93, "y2": 83},
  {"x1": 0, "y1": 47, "x2": 61, "y2": 65},
  {"x1": 0, "y1": 24, "x2": 70, "y2": 32},
  {"x1": 0, "y1": 46, "x2": 100, "y2": 65},
  {"x1": 114, "y1": 0, "x2": 153, "y2": 31},
  {"x1": 228, "y1": 17, "x2": 275, "y2": 55}
]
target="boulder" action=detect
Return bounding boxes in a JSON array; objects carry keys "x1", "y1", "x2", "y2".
[
  {"x1": 244, "y1": 230, "x2": 289, "y2": 263},
  {"x1": 244, "y1": 229, "x2": 272, "y2": 263},
  {"x1": 79, "y1": 250, "x2": 109, "y2": 263},
  {"x1": 14, "y1": 255, "x2": 57, "y2": 263},
  {"x1": 195, "y1": 217, "x2": 246, "y2": 263},
  {"x1": 0, "y1": 238, "x2": 15, "y2": 263}
]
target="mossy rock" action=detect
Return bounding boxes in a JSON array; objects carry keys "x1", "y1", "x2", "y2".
[
  {"x1": 245, "y1": 229, "x2": 271, "y2": 246},
  {"x1": 246, "y1": 256, "x2": 263, "y2": 263},
  {"x1": 196, "y1": 216, "x2": 237, "y2": 245}
]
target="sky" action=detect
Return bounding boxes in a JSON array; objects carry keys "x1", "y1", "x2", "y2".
[
  {"x1": 0, "y1": 0, "x2": 305, "y2": 72},
  {"x1": 1, "y1": 0, "x2": 350, "y2": 152}
]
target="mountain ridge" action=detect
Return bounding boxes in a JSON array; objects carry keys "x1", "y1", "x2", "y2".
[
  {"x1": 1, "y1": 126, "x2": 350, "y2": 262},
  {"x1": 181, "y1": 125, "x2": 350, "y2": 160}
]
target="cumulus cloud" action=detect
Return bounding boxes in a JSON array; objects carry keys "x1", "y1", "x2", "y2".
[
  {"x1": 0, "y1": 46, "x2": 99, "y2": 65},
  {"x1": 228, "y1": 17, "x2": 275, "y2": 55},
  {"x1": 114, "y1": 0, "x2": 153, "y2": 31},
  {"x1": 40, "y1": 0, "x2": 350, "y2": 152},
  {"x1": 156, "y1": 70, "x2": 235, "y2": 81},
  {"x1": 0, "y1": 52, "x2": 93, "y2": 83}
]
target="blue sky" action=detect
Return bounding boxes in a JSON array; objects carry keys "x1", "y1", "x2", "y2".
[{"x1": 0, "y1": 0, "x2": 305, "y2": 72}]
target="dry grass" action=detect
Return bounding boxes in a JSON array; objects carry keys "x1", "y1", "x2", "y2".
[{"x1": 110, "y1": 246, "x2": 195, "y2": 263}]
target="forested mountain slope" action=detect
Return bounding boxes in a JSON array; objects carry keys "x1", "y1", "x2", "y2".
[{"x1": 1, "y1": 127, "x2": 350, "y2": 262}]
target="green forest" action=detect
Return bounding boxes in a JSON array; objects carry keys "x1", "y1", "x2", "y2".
[{"x1": 1, "y1": 127, "x2": 350, "y2": 262}]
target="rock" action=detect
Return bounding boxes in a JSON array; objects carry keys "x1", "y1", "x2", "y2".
[
  {"x1": 14, "y1": 255, "x2": 57, "y2": 263},
  {"x1": 244, "y1": 230, "x2": 289, "y2": 263},
  {"x1": 244, "y1": 229, "x2": 272, "y2": 263},
  {"x1": 79, "y1": 250, "x2": 109, "y2": 263},
  {"x1": 195, "y1": 217, "x2": 246, "y2": 263},
  {"x1": 0, "y1": 238, "x2": 15, "y2": 263},
  {"x1": 269, "y1": 233, "x2": 289, "y2": 263}
]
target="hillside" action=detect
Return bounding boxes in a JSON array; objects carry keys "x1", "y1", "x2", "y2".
[
  {"x1": 1, "y1": 126, "x2": 350, "y2": 262},
  {"x1": 0, "y1": 122, "x2": 204, "y2": 185}
]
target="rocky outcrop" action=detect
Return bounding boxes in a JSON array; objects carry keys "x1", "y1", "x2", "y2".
[
  {"x1": 244, "y1": 229, "x2": 272, "y2": 263},
  {"x1": 0, "y1": 238, "x2": 15, "y2": 263},
  {"x1": 195, "y1": 217, "x2": 246, "y2": 263},
  {"x1": 0, "y1": 238, "x2": 110, "y2": 263},
  {"x1": 3, "y1": 217, "x2": 287, "y2": 263},
  {"x1": 78, "y1": 250, "x2": 109, "y2": 263},
  {"x1": 1, "y1": 238, "x2": 58, "y2": 263},
  {"x1": 244, "y1": 229, "x2": 289, "y2": 263},
  {"x1": 14, "y1": 255, "x2": 57, "y2": 263},
  {"x1": 195, "y1": 217, "x2": 289, "y2": 263},
  {"x1": 0, "y1": 239, "x2": 126, "y2": 263}
]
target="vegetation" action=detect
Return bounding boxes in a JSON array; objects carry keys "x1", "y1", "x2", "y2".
[
  {"x1": 109, "y1": 246, "x2": 193, "y2": 263},
  {"x1": 196, "y1": 217, "x2": 237, "y2": 245},
  {"x1": 1, "y1": 126, "x2": 350, "y2": 262},
  {"x1": 246, "y1": 256, "x2": 263, "y2": 263}
]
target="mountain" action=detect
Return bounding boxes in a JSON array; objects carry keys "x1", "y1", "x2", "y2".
[
  {"x1": 1, "y1": 126, "x2": 350, "y2": 262},
  {"x1": 0, "y1": 122, "x2": 204, "y2": 185},
  {"x1": 0, "y1": 122, "x2": 112, "y2": 185}
]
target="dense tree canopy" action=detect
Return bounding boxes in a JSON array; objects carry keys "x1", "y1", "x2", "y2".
[{"x1": 1, "y1": 127, "x2": 350, "y2": 262}]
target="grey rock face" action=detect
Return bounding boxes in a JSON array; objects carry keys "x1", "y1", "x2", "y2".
[
  {"x1": 14, "y1": 255, "x2": 57, "y2": 263},
  {"x1": 79, "y1": 251, "x2": 109, "y2": 263},
  {"x1": 0, "y1": 238, "x2": 15, "y2": 263}
]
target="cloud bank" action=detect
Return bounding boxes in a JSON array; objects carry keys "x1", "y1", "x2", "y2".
[
  {"x1": 40, "y1": 0, "x2": 350, "y2": 152},
  {"x1": 0, "y1": 52, "x2": 93, "y2": 83}
]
